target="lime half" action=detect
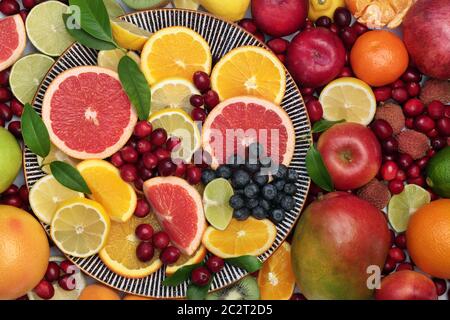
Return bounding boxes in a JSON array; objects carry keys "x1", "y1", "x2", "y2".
[
  {"x1": 26, "y1": 1, "x2": 74, "y2": 56},
  {"x1": 388, "y1": 184, "x2": 431, "y2": 232},
  {"x1": 104, "y1": 0, "x2": 125, "y2": 18},
  {"x1": 9, "y1": 54, "x2": 54, "y2": 104},
  {"x1": 426, "y1": 146, "x2": 450, "y2": 198},
  {"x1": 203, "y1": 178, "x2": 234, "y2": 230}
]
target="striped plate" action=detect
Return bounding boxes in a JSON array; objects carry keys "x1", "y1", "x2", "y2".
[{"x1": 24, "y1": 9, "x2": 312, "y2": 298}]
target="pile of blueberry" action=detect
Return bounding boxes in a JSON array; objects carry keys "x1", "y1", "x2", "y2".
[{"x1": 201, "y1": 144, "x2": 298, "y2": 225}]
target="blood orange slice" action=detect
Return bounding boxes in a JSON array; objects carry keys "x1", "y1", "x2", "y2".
[
  {"x1": 0, "y1": 15, "x2": 26, "y2": 72},
  {"x1": 202, "y1": 96, "x2": 296, "y2": 169},
  {"x1": 143, "y1": 177, "x2": 206, "y2": 256},
  {"x1": 42, "y1": 66, "x2": 137, "y2": 159}
]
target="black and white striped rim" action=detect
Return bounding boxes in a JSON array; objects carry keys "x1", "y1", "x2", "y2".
[{"x1": 23, "y1": 9, "x2": 312, "y2": 298}]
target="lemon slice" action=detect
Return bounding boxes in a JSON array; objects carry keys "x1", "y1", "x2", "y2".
[
  {"x1": 173, "y1": 0, "x2": 200, "y2": 9},
  {"x1": 111, "y1": 18, "x2": 152, "y2": 51},
  {"x1": 97, "y1": 49, "x2": 141, "y2": 72},
  {"x1": 203, "y1": 178, "x2": 234, "y2": 230},
  {"x1": 29, "y1": 175, "x2": 84, "y2": 225},
  {"x1": 51, "y1": 198, "x2": 110, "y2": 258},
  {"x1": 37, "y1": 144, "x2": 79, "y2": 174},
  {"x1": 388, "y1": 184, "x2": 431, "y2": 232},
  {"x1": 149, "y1": 108, "x2": 201, "y2": 162},
  {"x1": 319, "y1": 77, "x2": 376, "y2": 125},
  {"x1": 151, "y1": 78, "x2": 200, "y2": 115}
]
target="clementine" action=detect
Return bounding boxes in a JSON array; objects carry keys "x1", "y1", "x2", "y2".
[{"x1": 78, "y1": 284, "x2": 121, "y2": 300}]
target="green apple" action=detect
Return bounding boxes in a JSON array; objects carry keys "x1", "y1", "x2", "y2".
[{"x1": 0, "y1": 127, "x2": 22, "y2": 193}]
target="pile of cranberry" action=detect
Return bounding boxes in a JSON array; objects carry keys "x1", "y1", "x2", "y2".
[
  {"x1": 0, "y1": 0, "x2": 41, "y2": 21},
  {"x1": 33, "y1": 259, "x2": 78, "y2": 300},
  {"x1": 0, "y1": 183, "x2": 29, "y2": 209},
  {"x1": 0, "y1": 69, "x2": 23, "y2": 138}
]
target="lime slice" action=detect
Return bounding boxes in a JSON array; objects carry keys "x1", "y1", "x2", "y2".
[
  {"x1": 388, "y1": 184, "x2": 431, "y2": 232},
  {"x1": 151, "y1": 78, "x2": 200, "y2": 115},
  {"x1": 203, "y1": 178, "x2": 234, "y2": 230},
  {"x1": 26, "y1": 1, "x2": 74, "y2": 56},
  {"x1": 103, "y1": 0, "x2": 125, "y2": 18},
  {"x1": 97, "y1": 49, "x2": 140, "y2": 72},
  {"x1": 9, "y1": 54, "x2": 54, "y2": 104},
  {"x1": 37, "y1": 144, "x2": 79, "y2": 174}
]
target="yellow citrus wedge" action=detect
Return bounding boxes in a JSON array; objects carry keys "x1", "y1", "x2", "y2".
[
  {"x1": 111, "y1": 18, "x2": 152, "y2": 51},
  {"x1": 51, "y1": 198, "x2": 110, "y2": 258},
  {"x1": 37, "y1": 143, "x2": 79, "y2": 174},
  {"x1": 166, "y1": 245, "x2": 207, "y2": 275},
  {"x1": 202, "y1": 217, "x2": 277, "y2": 258},
  {"x1": 151, "y1": 78, "x2": 200, "y2": 115},
  {"x1": 99, "y1": 213, "x2": 163, "y2": 278},
  {"x1": 211, "y1": 46, "x2": 286, "y2": 104},
  {"x1": 319, "y1": 77, "x2": 376, "y2": 126},
  {"x1": 140, "y1": 26, "x2": 212, "y2": 85},
  {"x1": 77, "y1": 160, "x2": 137, "y2": 223},
  {"x1": 97, "y1": 49, "x2": 140, "y2": 72}
]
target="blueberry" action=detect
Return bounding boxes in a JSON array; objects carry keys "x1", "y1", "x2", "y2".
[
  {"x1": 233, "y1": 207, "x2": 250, "y2": 221},
  {"x1": 228, "y1": 154, "x2": 245, "y2": 169},
  {"x1": 283, "y1": 183, "x2": 297, "y2": 195},
  {"x1": 259, "y1": 199, "x2": 271, "y2": 211},
  {"x1": 259, "y1": 156, "x2": 273, "y2": 168},
  {"x1": 229, "y1": 195, "x2": 245, "y2": 209},
  {"x1": 201, "y1": 169, "x2": 216, "y2": 185},
  {"x1": 216, "y1": 165, "x2": 232, "y2": 179},
  {"x1": 231, "y1": 170, "x2": 250, "y2": 188},
  {"x1": 286, "y1": 168, "x2": 299, "y2": 182},
  {"x1": 252, "y1": 206, "x2": 267, "y2": 220},
  {"x1": 246, "y1": 198, "x2": 259, "y2": 209},
  {"x1": 274, "y1": 164, "x2": 288, "y2": 180},
  {"x1": 244, "y1": 183, "x2": 259, "y2": 199},
  {"x1": 270, "y1": 209, "x2": 285, "y2": 224},
  {"x1": 245, "y1": 162, "x2": 260, "y2": 174},
  {"x1": 262, "y1": 184, "x2": 277, "y2": 201},
  {"x1": 234, "y1": 189, "x2": 245, "y2": 196},
  {"x1": 248, "y1": 143, "x2": 265, "y2": 159},
  {"x1": 253, "y1": 172, "x2": 269, "y2": 186},
  {"x1": 273, "y1": 192, "x2": 284, "y2": 205},
  {"x1": 280, "y1": 195, "x2": 295, "y2": 211},
  {"x1": 273, "y1": 179, "x2": 286, "y2": 191}
]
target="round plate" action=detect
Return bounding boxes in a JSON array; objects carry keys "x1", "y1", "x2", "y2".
[{"x1": 24, "y1": 8, "x2": 312, "y2": 298}]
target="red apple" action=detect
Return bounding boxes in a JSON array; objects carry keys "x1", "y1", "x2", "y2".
[
  {"x1": 375, "y1": 271, "x2": 438, "y2": 300},
  {"x1": 251, "y1": 0, "x2": 309, "y2": 37},
  {"x1": 286, "y1": 27, "x2": 346, "y2": 88},
  {"x1": 317, "y1": 122, "x2": 382, "y2": 190}
]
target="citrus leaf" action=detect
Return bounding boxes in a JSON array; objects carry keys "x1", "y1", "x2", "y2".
[
  {"x1": 186, "y1": 279, "x2": 213, "y2": 300},
  {"x1": 306, "y1": 145, "x2": 334, "y2": 192},
  {"x1": 312, "y1": 119, "x2": 345, "y2": 133},
  {"x1": 162, "y1": 263, "x2": 203, "y2": 287},
  {"x1": 21, "y1": 103, "x2": 51, "y2": 158},
  {"x1": 118, "y1": 56, "x2": 151, "y2": 120},
  {"x1": 225, "y1": 256, "x2": 262, "y2": 273},
  {"x1": 50, "y1": 161, "x2": 91, "y2": 194}
]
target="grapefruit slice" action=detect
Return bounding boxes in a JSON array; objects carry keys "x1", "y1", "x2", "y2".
[
  {"x1": 0, "y1": 15, "x2": 26, "y2": 72},
  {"x1": 202, "y1": 96, "x2": 296, "y2": 169},
  {"x1": 42, "y1": 66, "x2": 137, "y2": 159},
  {"x1": 143, "y1": 177, "x2": 206, "y2": 256}
]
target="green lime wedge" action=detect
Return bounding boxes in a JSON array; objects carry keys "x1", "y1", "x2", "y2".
[
  {"x1": 203, "y1": 178, "x2": 234, "y2": 231},
  {"x1": 104, "y1": 0, "x2": 126, "y2": 18},
  {"x1": 26, "y1": 1, "x2": 74, "y2": 56},
  {"x1": 9, "y1": 54, "x2": 54, "y2": 104},
  {"x1": 388, "y1": 184, "x2": 431, "y2": 232},
  {"x1": 426, "y1": 146, "x2": 450, "y2": 198}
]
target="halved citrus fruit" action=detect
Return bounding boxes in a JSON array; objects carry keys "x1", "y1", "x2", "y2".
[
  {"x1": 143, "y1": 177, "x2": 206, "y2": 256},
  {"x1": 203, "y1": 178, "x2": 234, "y2": 230},
  {"x1": 151, "y1": 78, "x2": 200, "y2": 115},
  {"x1": 257, "y1": 242, "x2": 295, "y2": 300},
  {"x1": 166, "y1": 245, "x2": 207, "y2": 275},
  {"x1": 77, "y1": 160, "x2": 137, "y2": 223},
  {"x1": 211, "y1": 46, "x2": 286, "y2": 104},
  {"x1": 202, "y1": 217, "x2": 277, "y2": 258},
  {"x1": 42, "y1": 66, "x2": 137, "y2": 160},
  {"x1": 140, "y1": 26, "x2": 212, "y2": 85},
  {"x1": 202, "y1": 96, "x2": 296, "y2": 169},
  {"x1": 99, "y1": 212, "x2": 163, "y2": 278},
  {"x1": 0, "y1": 14, "x2": 26, "y2": 72},
  {"x1": 111, "y1": 18, "x2": 152, "y2": 51}
]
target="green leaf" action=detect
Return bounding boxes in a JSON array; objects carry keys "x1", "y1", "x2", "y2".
[
  {"x1": 21, "y1": 103, "x2": 51, "y2": 158},
  {"x1": 69, "y1": 0, "x2": 114, "y2": 43},
  {"x1": 118, "y1": 56, "x2": 151, "y2": 120},
  {"x1": 225, "y1": 256, "x2": 262, "y2": 273},
  {"x1": 306, "y1": 145, "x2": 334, "y2": 192},
  {"x1": 163, "y1": 263, "x2": 203, "y2": 287},
  {"x1": 63, "y1": 14, "x2": 116, "y2": 50},
  {"x1": 50, "y1": 161, "x2": 91, "y2": 194},
  {"x1": 312, "y1": 119, "x2": 345, "y2": 133},
  {"x1": 187, "y1": 280, "x2": 213, "y2": 300}
]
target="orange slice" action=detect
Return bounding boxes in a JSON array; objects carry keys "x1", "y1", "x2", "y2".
[{"x1": 166, "y1": 245, "x2": 207, "y2": 275}]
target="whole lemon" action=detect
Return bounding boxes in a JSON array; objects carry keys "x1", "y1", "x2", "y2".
[{"x1": 199, "y1": 0, "x2": 250, "y2": 21}]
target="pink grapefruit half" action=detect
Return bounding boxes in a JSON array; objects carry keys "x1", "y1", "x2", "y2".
[
  {"x1": 202, "y1": 96, "x2": 296, "y2": 169},
  {"x1": 0, "y1": 15, "x2": 26, "y2": 72},
  {"x1": 143, "y1": 177, "x2": 206, "y2": 256},
  {"x1": 42, "y1": 66, "x2": 137, "y2": 159}
]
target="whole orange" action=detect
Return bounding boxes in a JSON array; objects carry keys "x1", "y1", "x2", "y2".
[
  {"x1": 406, "y1": 199, "x2": 450, "y2": 279},
  {"x1": 350, "y1": 30, "x2": 409, "y2": 87},
  {"x1": 78, "y1": 284, "x2": 121, "y2": 300},
  {"x1": 0, "y1": 205, "x2": 50, "y2": 300}
]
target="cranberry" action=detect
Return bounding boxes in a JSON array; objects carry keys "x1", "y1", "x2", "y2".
[
  {"x1": 333, "y1": 7, "x2": 351, "y2": 27},
  {"x1": 18, "y1": 9, "x2": 27, "y2": 22},
  {"x1": 8, "y1": 121, "x2": 21, "y2": 138},
  {"x1": 433, "y1": 278, "x2": 447, "y2": 296},
  {"x1": 371, "y1": 119, "x2": 393, "y2": 140},
  {"x1": 389, "y1": 230, "x2": 395, "y2": 247},
  {"x1": 191, "y1": 107, "x2": 207, "y2": 122},
  {"x1": 10, "y1": 99, "x2": 23, "y2": 117},
  {"x1": 405, "y1": 82, "x2": 420, "y2": 97},
  {"x1": 136, "y1": 242, "x2": 154, "y2": 262},
  {"x1": 373, "y1": 86, "x2": 391, "y2": 102},
  {"x1": 152, "y1": 231, "x2": 170, "y2": 249},
  {"x1": 138, "y1": 165, "x2": 153, "y2": 180},
  {"x1": 427, "y1": 149, "x2": 436, "y2": 157},
  {"x1": 174, "y1": 161, "x2": 187, "y2": 177},
  {"x1": 267, "y1": 38, "x2": 289, "y2": 54},
  {"x1": 136, "y1": 139, "x2": 152, "y2": 154},
  {"x1": 134, "y1": 121, "x2": 152, "y2": 138},
  {"x1": 166, "y1": 137, "x2": 181, "y2": 152},
  {"x1": 406, "y1": 164, "x2": 421, "y2": 179},
  {"x1": 388, "y1": 247, "x2": 405, "y2": 263},
  {"x1": 142, "y1": 152, "x2": 158, "y2": 169},
  {"x1": 445, "y1": 106, "x2": 450, "y2": 118},
  {"x1": 154, "y1": 147, "x2": 171, "y2": 161},
  {"x1": 58, "y1": 275, "x2": 76, "y2": 291},
  {"x1": 276, "y1": 53, "x2": 286, "y2": 64},
  {"x1": 190, "y1": 94, "x2": 204, "y2": 108},
  {"x1": 300, "y1": 87, "x2": 315, "y2": 96},
  {"x1": 391, "y1": 87, "x2": 409, "y2": 103},
  {"x1": 193, "y1": 71, "x2": 211, "y2": 92},
  {"x1": 428, "y1": 188, "x2": 439, "y2": 201},
  {"x1": 150, "y1": 128, "x2": 167, "y2": 147},
  {"x1": 396, "y1": 169, "x2": 406, "y2": 181},
  {"x1": 22, "y1": 0, "x2": 37, "y2": 10},
  {"x1": 33, "y1": 280, "x2": 54, "y2": 300},
  {"x1": 338, "y1": 66, "x2": 353, "y2": 77},
  {"x1": 305, "y1": 99, "x2": 323, "y2": 123},
  {"x1": 206, "y1": 256, "x2": 224, "y2": 273},
  {"x1": 315, "y1": 16, "x2": 332, "y2": 28},
  {"x1": 388, "y1": 179, "x2": 404, "y2": 194},
  {"x1": 2, "y1": 195, "x2": 22, "y2": 207},
  {"x1": 436, "y1": 118, "x2": 450, "y2": 136},
  {"x1": 186, "y1": 166, "x2": 202, "y2": 185},
  {"x1": 381, "y1": 161, "x2": 398, "y2": 181},
  {"x1": 158, "y1": 158, "x2": 176, "y2": 176},
  {"x1": 383, "y1": 154, "x2": 396, "y2": 162},
  {"x1": 109, "y1": 152, "x2": 123, "y2": 168},
  {"x1": 203, "y1": 90, "x2": 220, "y2": 110},
  {"x1": 427, "y1": 128, "x2": 439, "y2": 139},
  {"x1": 290, "y1": 293, "x2": 307, "y2": 300},
  {"x1": 352, "y1": 21, "x2": 368, "y2": 35},
  {"x1": 60, "y1": 260, "x2": 76, "y2": 275},
  {"x1": 398, "y1": 153, "x2": 413, "y2": 169},
  {"x1": 44, "y1": 262, "x2": 61, "y2": 282},
  {"x1": 391, "y1": 79, "x2": 405, "y2": 89},
  {"x1": 339, "y1": 26, "x2": 357, "y2": 47},
  {"x1": 160, "y1": 246, "x2": 181, "y2": 265},
  {"x1": 191, "y1": 266, "x2": 211, "y2": 286},
  {"x1": 403, "y1": 98, "x2": 424, "y2": 117},
  {"x1": 394, "y1": 234, "x2": 407, "y2": 249},
  {"x1": 121, "y1": 146, "x2": 139, "y2": 163},
  {"x1": 396, "y1": 263, "x2": 414, "y2": 271},
  {"x1": 414, "y1": 115, "x2": 435, "y2": 133},
  {"x1": 383, "y1": 257, "x2": 396, "y2": 274},
  {"x1": 135, "y1": 224, "x2": 154, "y2": 241},
  {"x1": 0, "y1": 117, "x2": 4, "y2": 128},
  {"x1": 405, "y1": 117, "x2": 414, "y2": 129},
  {"x1": 120, "y1": 164, "x2": 138, "y2": 182},
  {"x1": 416, "y1": 156, "x2": 429, "y2": 170},
  {"x1": 0, "y1": 69, "x2": 10, "y2": 86},
  {"x1": 401, "y1": 67, "x2": 421, "y2": 83},
  {"x1": 127, "y1": 138, "x2": 138, "y2": 149},
  {"x1": 0, "y1": 103, "x2": 12, "y2": 121},
  {"x1": 408, "y1": 176, "x2": 425, "y2": 187},
  {"x1": 431, "y1": 137, "x2": 447, "y2": 151},
  {"x1": 0, "y1": 87, "x2": 12, "y2": 102},
  {"x1": 3, "y1": 184, "x2": 18, "y2": 195},
  {"x1": 238, "y1": 18, "x2": 258, "y2": 34},
  {"x1": 427, "y1": 101, "x2": 445, "y2": 119},
  {"x1": 134, "y1": 199, "x2": 150, "y2": 218},
  {"x1": 303, "y1": 20, "x2": 314, "y2": 30},
  {"x1": 19, "y1": 185, "x2": 29, "y2": 203},
  {"x1": 382, "y1": 137, "x2": 398, "y2": 155}
]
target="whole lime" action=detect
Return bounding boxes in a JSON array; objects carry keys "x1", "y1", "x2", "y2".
[
  {"x1": 0, "y1": 127, "x2": 22, "y2": 193},
  {"x1": 426, "y1": 146, "x2": 450, "y2": 198}
]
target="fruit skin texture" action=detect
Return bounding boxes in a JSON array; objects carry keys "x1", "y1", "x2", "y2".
[
  {"x1": 0, "y1": 127, "x2": 22, "y2": 193},
  {"x1": 406, "y1": 199, "x2": 450, "y2": 279},
  {"x1": 426, "y1": 146, "x2": 450, "y2": 198},
  {"x1": 375, "y1": 271, "x2": 438, "y2": 300},
  {"x1": 317, "y1": 122, "x2": 382, "y2": 190},
  {"x1": 403, "y1": 0, "x2": 450, "y2": 80},
  {"x1": 291, "y1": 192, "x2": 390, "y2": 300},
  {"x1": 286, "y1": 27, "x2": 346, "y2": 88},
  {"x1": 199, "y1": 0, "x2": 250, "y2": 21},
  {"x1": 251, "y1": 0, "x2": 309, "y2": 37},
  {"x1": 0, "y1": 205, "x2": 50, "y2": 300},
  {"x1": 78, "y1": 284, "x2": 120, "y2": 300}
]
